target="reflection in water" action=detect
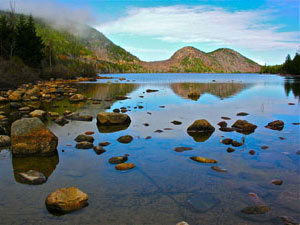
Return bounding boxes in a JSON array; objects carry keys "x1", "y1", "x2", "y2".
[
  {"x1": 284, "y1": 78, "x2": 300, "y2": 100},
  {"x1": 187, "y1": 131, "x2": 214, "y2": 142},
  {"x1": 171, "y1": 82, "x2": 247, "y2": 100},
  {"x1": 97, "y1": 123, "x2": 130, "y2": 133},
  {"x1": 41, "y1": 83, "x2": 138, "y2": 116},
  {"x1": 12, "y1": 152, "x2": 59, "y2": 184}
]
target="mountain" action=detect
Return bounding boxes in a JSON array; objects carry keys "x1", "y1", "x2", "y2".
[{"x1": 140, "y1": 47, "x2": 260, "y2": 73}]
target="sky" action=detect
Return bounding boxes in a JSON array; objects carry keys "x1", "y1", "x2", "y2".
[{"x1": 0, "y1": 0, "x2": 299, "y2": 65}]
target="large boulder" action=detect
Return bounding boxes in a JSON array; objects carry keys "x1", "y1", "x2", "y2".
[
  {"x1": 231, "y1": 120, "x2": 257, "y2": 134},
  {"x1": 97, "y1": 112, "x2": 131, "y2": 125},
  {"x1": 187, "y1": 119, "x2": 215, "y2": 142},
  {"x1": 11, "y1": 118, "x2": 58, "y2": 156},
  {"x1": 45, "y1": 187, "x2": 88, "y2": 214}
]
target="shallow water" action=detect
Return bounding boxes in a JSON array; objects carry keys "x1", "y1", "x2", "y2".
[{"x1": 0, "y1": 73, "x2": 299, "y2": 225}]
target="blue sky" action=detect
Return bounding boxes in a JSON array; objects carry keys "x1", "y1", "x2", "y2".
[{"x1": 1, "y1": 0, "x2": 298, "y2": 65}]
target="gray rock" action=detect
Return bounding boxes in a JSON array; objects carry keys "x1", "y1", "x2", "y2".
[{"x1": 18, "y1": 170, "x2": 47, "y2": 184}]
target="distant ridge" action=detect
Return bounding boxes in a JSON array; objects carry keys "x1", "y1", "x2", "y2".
[{"x1": 140, "y1": 46, "x2": 261, "y2": 73}]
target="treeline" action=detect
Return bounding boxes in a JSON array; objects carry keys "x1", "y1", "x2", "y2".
[
  {"x1": 260, "y1": 53, "x2": 300, "y2": 75},
  {"x1": 0, "y1": 11, "x2": 97, "y2": 88}
]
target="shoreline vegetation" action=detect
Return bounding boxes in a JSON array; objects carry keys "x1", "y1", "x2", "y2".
[{"x1": 0, "y1": 10, "x2": 299, "y2": 90}]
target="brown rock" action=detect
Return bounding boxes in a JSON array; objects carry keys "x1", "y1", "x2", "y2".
[
  {"x1": 174, "y1": 147, "x2": 193, "y2": 152},
  {"x1": 265, "y1": 120, "x2": 284, "y2": 131},
  {"x1": 45, "y1": 187, "x2": 88, "y2": 213},
  {"x1": 115, "y1": 163, "x2": 136, "y2": 170},
  {"x1": 272, "y1": 179, "x2": 283, "y2": 185},
  {"x1": 97, "y1": 112, "x2": 131, "y2": 125},
  {"x1": 232, "y1": 120, "x2": 257, "y2": 134},
  {"x1": 117, "y1": 135, "x2": 133, "y2": 144}
]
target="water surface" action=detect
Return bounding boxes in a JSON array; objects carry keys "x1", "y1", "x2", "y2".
[{"x1": 0, "y1": 73, "x2": 299, "y2": 225}]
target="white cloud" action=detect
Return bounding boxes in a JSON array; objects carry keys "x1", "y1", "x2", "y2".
[{"x1": 98, "y1": 5, "x2": 298, "y2": 51}]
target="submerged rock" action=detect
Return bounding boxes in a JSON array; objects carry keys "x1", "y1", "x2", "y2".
[
  {"x1": 231, "y1": 120, "x2": 257, "y2": 134},
  {"x1": 18, "y1": 170, "x2": 46, "y2": 185},
  {"x1": 174, "y1": 147, "x2": 193, "y2": 152},
  {"x1": 75, "y1": 134, "x2": 94, "y2": 143},
  {"x1": 109, "y1": 154, "x2": 129, "y2": 164},
  {"x1": 265, "y1": 120, "x2": 284, "y2": 131},
  {"x1": 190, "y1": 156, "x2": 217, "y2": 163},
  {"x1": 241, "y1": 205, "x2": 270, "y2": 214},
  {"x1": 272, "y1": 179, "x2": 283, "y2": 185},
  {"x1": 99, "y1": 142, "x2": 111, "y2": 146},
  {"x1": 222, "y1": 138, "x2": 233, "y2": 145},
  {"x1": 211, "y1": 166, "x2": 227, "y2": 172},
  {"x1": 115, "y1": 163, "x2": 136, "y2": 170},
  {"x1": 11, "y1": 118, "x2": 58, "y2": 156},
  {"x1": 237, "y1": 112, "x2": 249, "y2": 116},
  {"x1": 93, "y1": 146, "x2": 106, "y2": 155},
  {"x1": 117, "y1": 135, "x2": 133, "y2": 144},
  {"x1": 75, "y1": 141, "x2": 93, "y2": 149},
  {"x1": 171, "y1": 120, "x2": 182, "y2": 125},
  {"x1": 45, "y1": 187, "x2": 88, "y2": 214}
]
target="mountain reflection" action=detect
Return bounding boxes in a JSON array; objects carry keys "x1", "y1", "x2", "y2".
[{"x1": 171, "y1": 82, "x2": 247, "y2": 100}]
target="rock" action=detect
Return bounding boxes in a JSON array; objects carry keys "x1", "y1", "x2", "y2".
[
  {"x1": 222, "y1": 138, "x2": 233, "y2": 145},
  {"x1": 155, "y1": 129, "x2": 163, "y2": 133},
  {"x1": 113, "y1": 108, "x2": 120, "y2": 113},
  {"x1": 24, "y1": 86, "x2": 40, "y2": 98},
  {"x1": 99, "y1": 142, "x2": 111, "y2": 146},
  {"x1": 45, "y1": 187, "x2": 88, "y2": 214},
  {"x1": 190, "y1": 156, "x2": 217, "y2": 163},
  {"x1": 279, "y1": 137, "x2": 285, "y2": 140},
  {"x1": 138, "y1": 105, "x2": 144, "y2": 109},
  {"x1": 117, "y1": 135, "x2": 133, "y2": 144},
  {"x1": 249, "y1": 150, "x2": 255, "y2": 155},
  {"x1": 174, "y1": 147, "x2": 193, "y2": 152},
  {"x1": 143, "y1": 123, "x2": 149, "y2": 126},
  {"x1": 211, "y1": 166, "x2": 227, "y2": 172},
  {"x1": 280, "y1": 216, "x2": 299, "y2": 225},
  {"x1": 219, "y1": 127, "x2": 235, "y2": 132},
  {"x1": 187, "y1": 119, "x2": 215, "y2": 142},
  {"x1": 30, "y1": 110, "x2": 46, "y2": 119},
  {"x1": 75, "y1": 142, "x2": 93, "y2": 149},
  {"x1": 237, "y1": 112, "x2": 249, "y2": 116},
  {"x1": 69, "y1": 94, "x2": 86, "y2": 102},
  {"x1": 145, "y1": 136, "x2": 152, "y2": 139},
  {"x1": 85, "y1": 131, "x2": 94, "y2": 135},
  {"x1": 0, "y1": 96, "x2": 8, "y2": 103},
  {"x1": 221, "y1": 116, "x2": 231, "y2": 120},
  {"x1": 231, "y1": 120, "x2": 257, "y2": 134},
  {"x1": 265, "y1": 120, "x2": 284, "y2": 131},
  {"x1": 9, "y1": 91, "x2": 22, "y2": 101},
  {"x1": 227, "y1": 147, "x2": 235, "y2": 153},
  {"x1": 115, "y1": 96, "x2": 129, "y2": 100},
  {"x1": 18, "y1": 106, "x2": 30, "y2": 112},
  {"x1": 241, "y1": 205, "x2": 270, "y2": 214},
  {"x1": 0, "y1": 125, "x2": 9, "y2": 135},
  {"x1": 232, "y1": 141, "x2": 243, "y2": 147},
  {"x1": 296, "y1": 150, "x2": 300, "y2": 155},
  {"x1": 146, "y1": 89, "x2": 159, "y2": 93},
  {"x1": 0, "y1": 135, "x2": 10, "y2": 147},
  {"x1": 272, "y1": 179, "x2": 283, "y2": 185},
  {"x1": 115, "y1": 163, "x2": 136, "y2": 170},
  {"x1": 10, "y1": 102, "x2": 21, "y2": 109},
  {"x1": 18, "y1": 170, "x2": 46, "y2": 184},
  {"x1": 109, "y1": 154, "x2": 129, "y2": 164},
  {"x1": 187, "y1": 119, "x2": 215, "y2": 133},
  {"x1": 54, "y1": 116, "x2": 69, "y2": 126},
  {"x1": 11, "y1": 118, "x2": 58, "y2": 156},
  {"x1": 48, "y1": 111, "x2": 60, "y2": 118},
  {"x1": 75, "y1": 134, "x2": 94, "y2": 143},
  {"x1": 261, "y1": 146, "x2": 269, "y2": 150},
  {"x1": 93, "y1": 146, "x2": 106, "y2": 155},
  {"x1": 97, "y1": 112, "x2": 131, "y2": 126},
  {"x1": 288, "y1": 103, "x2": 296, "y2": 105},
  {"x1": 176, "y1": 222, "x2": 189, "y2": 225},
  {"x1": 171, "y1": 120, "x2": 182, "y2": 125},
  {"x1": 217, "y1": 121, "x2": 227, "y2": 127}
]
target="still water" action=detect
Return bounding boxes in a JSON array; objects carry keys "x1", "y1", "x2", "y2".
[{"x1": 0, "y1": 73, "x2": 299, "y2": 225}]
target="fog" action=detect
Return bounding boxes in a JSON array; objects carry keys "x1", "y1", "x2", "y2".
[{"x1": 0, "y1": 0, "x2": 95, "y2": 35}]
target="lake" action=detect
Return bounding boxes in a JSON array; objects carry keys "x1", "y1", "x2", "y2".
[{"x1": 0, "y1": 73, "x2": 299, "y2": 225}]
